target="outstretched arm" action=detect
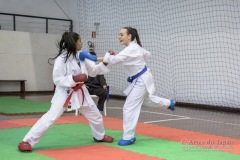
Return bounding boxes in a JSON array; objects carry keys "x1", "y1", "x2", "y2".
[
  {"x1": 103, "y1": 48, "x2": 135, "y2": 65},
  {"x1": 79, "y1": 50, "x2": 105, "y2": 62}
]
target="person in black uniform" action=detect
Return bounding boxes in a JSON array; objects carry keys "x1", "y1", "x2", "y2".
[{"x1": 85, "y1": 49, "x2": 107, "y2": 113}]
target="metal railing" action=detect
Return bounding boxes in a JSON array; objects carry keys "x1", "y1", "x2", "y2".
[{"x1": 0, "y1": 12, "x2": 73, "y2": 34}]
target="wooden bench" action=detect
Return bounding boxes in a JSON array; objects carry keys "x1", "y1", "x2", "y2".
[{"x1": 0, "y1": 80, "x2": 26, "y2": 95}]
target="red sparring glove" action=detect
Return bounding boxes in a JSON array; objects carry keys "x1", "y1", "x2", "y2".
[
  {"x1": 72, "y1": 74, "x2": 87, "y2": 83},
  {"x1": 108, "y1": 50, "x2": 115, "y2": 55}
]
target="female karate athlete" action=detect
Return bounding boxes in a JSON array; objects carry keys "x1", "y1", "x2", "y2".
[
  {"x1": 103, "y1": 27, "x2": 175, "y2": 146},
  {"x1": 18, "y1": 32, "x2": 113, "y2": 152}
]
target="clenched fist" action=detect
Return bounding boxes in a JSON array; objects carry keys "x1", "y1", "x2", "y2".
[
  {"x1": 108, "y1": 50, "x2": 115, "y2": 55},
  {"x1": 72, "y1": 74, "x2": 87, "y2": 83}
]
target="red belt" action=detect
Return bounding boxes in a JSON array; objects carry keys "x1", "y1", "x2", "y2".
[{"x1": 63, "y1": 83, "x2": 85, "y2": 108}]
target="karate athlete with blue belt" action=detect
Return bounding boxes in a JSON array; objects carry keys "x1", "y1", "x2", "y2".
[{"x1": 103, "y1": 27, "x2": 175, "y2": 146}]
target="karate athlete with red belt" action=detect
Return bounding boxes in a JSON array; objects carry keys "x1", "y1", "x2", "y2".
[{"x1": 18, "y1": 32, "x2": 113, "y2": 152}]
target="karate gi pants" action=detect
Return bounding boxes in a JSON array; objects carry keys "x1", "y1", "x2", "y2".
[{"x1": 23, "y1": 96, "x2": 105, "y2": 147}]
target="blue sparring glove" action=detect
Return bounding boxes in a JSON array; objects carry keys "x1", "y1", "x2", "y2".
[{"x1": 79, "y1": 50, "x2": 97, "y2": 61}]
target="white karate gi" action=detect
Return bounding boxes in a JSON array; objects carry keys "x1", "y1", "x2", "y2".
[
  {"x1": 23, "y1": 51, "x2": 109, "y2": 147},
  {"x1": 104, "y1": 42, "x2": 171, "y2": 140}
]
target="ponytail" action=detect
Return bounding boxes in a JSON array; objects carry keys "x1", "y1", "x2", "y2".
[{"x1": 134, "y1": 29, "x2": 142, "y2": 47}]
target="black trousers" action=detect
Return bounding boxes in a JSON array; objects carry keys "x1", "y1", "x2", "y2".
[{"x1": 87, "y1": 87, "x2": 107, "y2": 111}]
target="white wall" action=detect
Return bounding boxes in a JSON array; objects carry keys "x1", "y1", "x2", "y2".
[
  {"x1": 0, "y1": 30, "x2": 60, "y2": 91},
  {"x1": 0, "y1": 0, "x2": 78, "y2": 92}
]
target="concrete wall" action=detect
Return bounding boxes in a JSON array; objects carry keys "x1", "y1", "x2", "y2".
[{"x1": 0, "y1": 30, "x2": 60, "y2": 91}]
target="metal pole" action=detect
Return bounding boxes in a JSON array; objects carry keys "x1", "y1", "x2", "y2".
[
  {"x1": 46, "y1": 18, "x2": 48, "y2": 33},
  {"x1": 70, "y1": 20, "x2": 73, "y2": 31},
  {"x1": 13, "y1": 15, "x2": 16, "y2": 31}
]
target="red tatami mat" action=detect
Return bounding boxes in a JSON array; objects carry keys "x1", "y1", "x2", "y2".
[
  {"x1": 1, "y1": 115, "x2": 240, "y2": 154},
  {"x1": 37, "y1": 144, "x2": 164, "y2": 160}
]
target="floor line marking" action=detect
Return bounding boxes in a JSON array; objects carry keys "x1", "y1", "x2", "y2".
[
  {"x1": 144, "y1": 117, "x2": 191, "y2": 124},
  {"x1": 108, "y1": 107, "x2": 188, "y2": 118},
  {"x1": 108, "y1": 107, "x2": 240, "y2": 127},
  {"x1": 191, "y1": 118, "x2": 240, "y2": 127}
]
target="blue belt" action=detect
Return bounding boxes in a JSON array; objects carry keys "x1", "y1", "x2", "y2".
[
  {"x1": 106, "y1": 86, "x2": 110, "y2": 101},
  {"x1": 127, "y1": 66, "x2": 147, "y2": 83}
]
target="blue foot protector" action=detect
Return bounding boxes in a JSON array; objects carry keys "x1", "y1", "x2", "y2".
[
  {"x1": 168, "y1": 100, "x2": 175, "y2": 111},
  {"x1": 118, "y1": 137, "x2": 136, "y2": 146}
]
